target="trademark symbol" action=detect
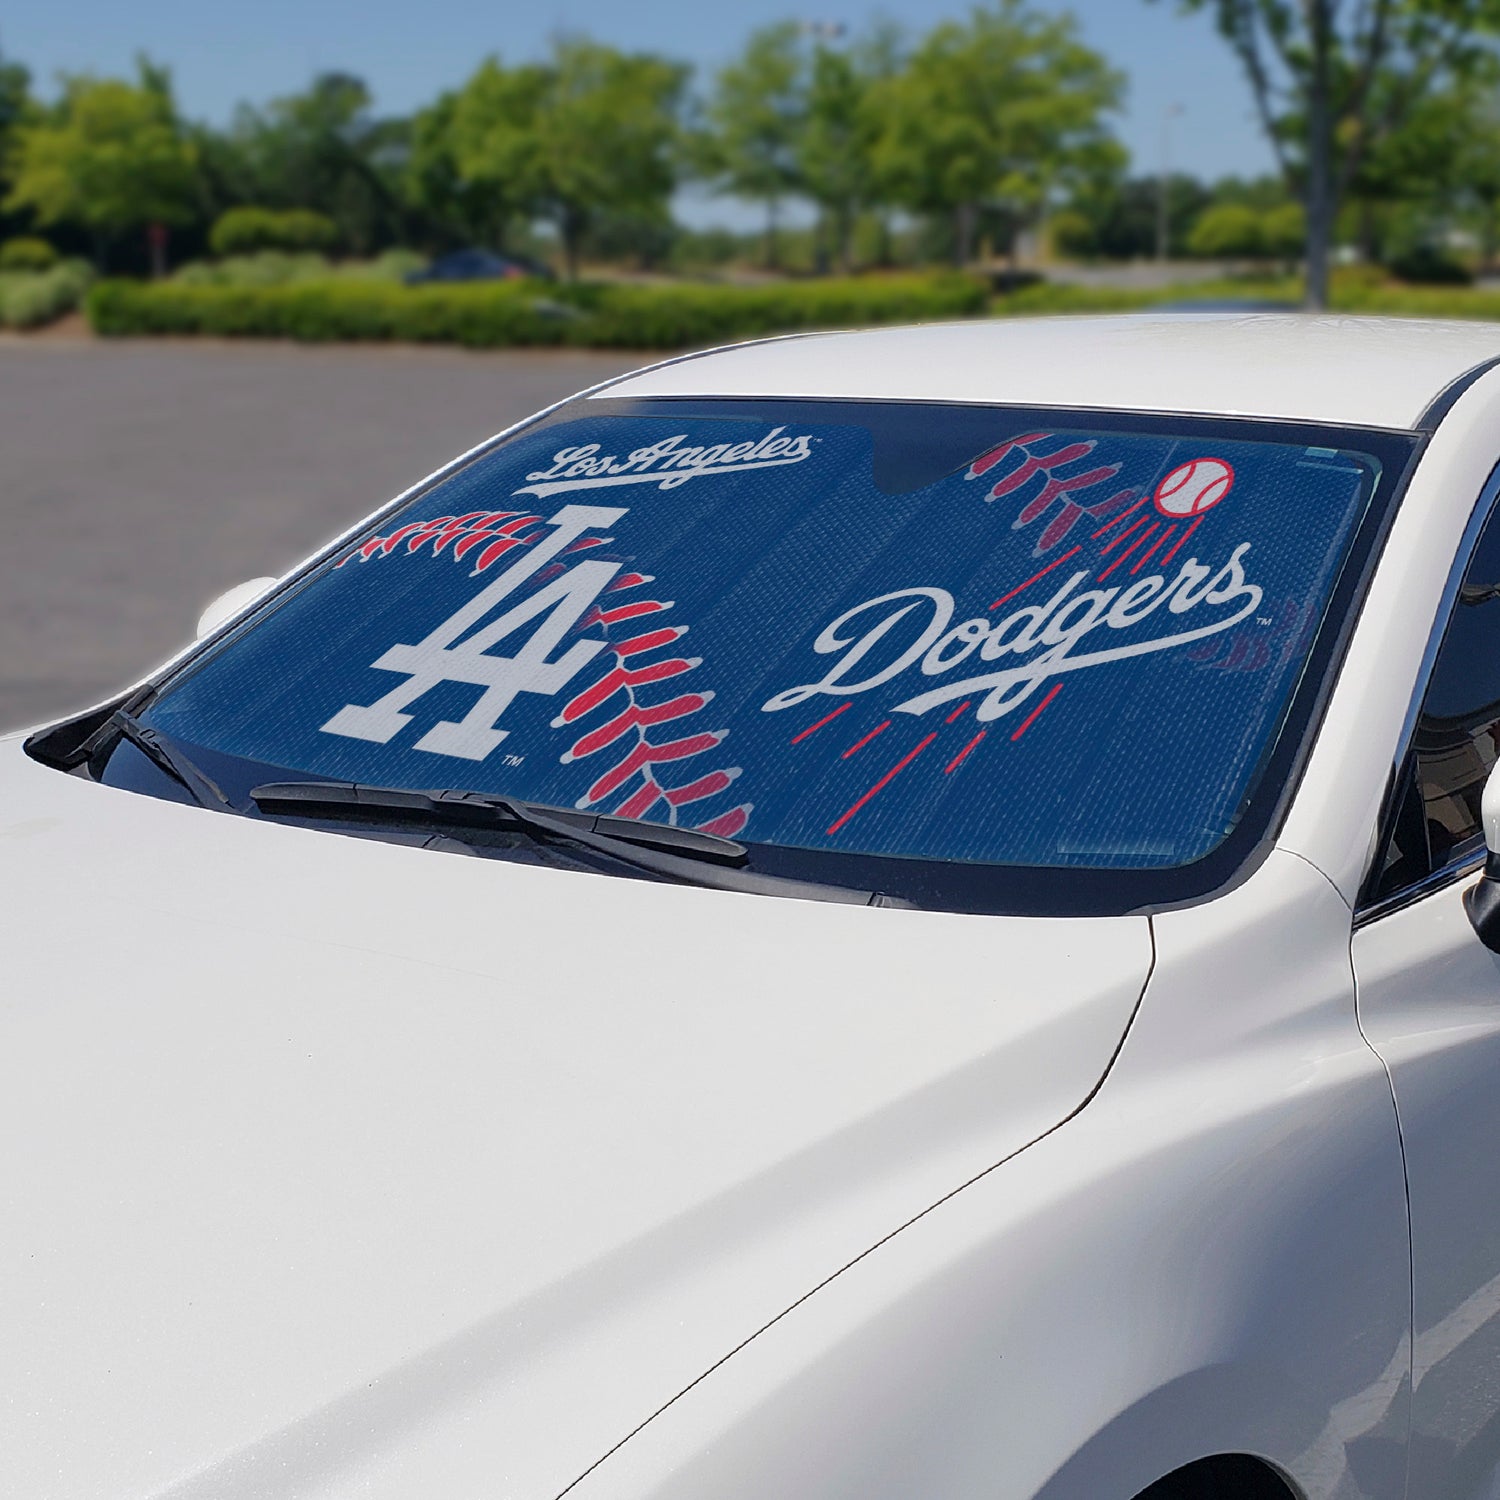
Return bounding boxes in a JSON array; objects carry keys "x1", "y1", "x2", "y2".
[
  {"x1": 502, "y1": 753, "x2": 526, "y2": 767},
  {"x1": 1257, "y1": 616, "x2": 1273, "y2": 626}
]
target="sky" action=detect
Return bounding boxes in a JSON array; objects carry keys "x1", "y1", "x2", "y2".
[{"x1": 2, "y1": 0, "x2": 1278, "y2": 223}]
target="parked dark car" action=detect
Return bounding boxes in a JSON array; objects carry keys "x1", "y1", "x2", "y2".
[{"x1": 404, "y1": 248, "x2": 553, "y2": 285}]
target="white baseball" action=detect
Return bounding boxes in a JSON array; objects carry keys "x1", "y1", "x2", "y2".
[{"x1": 1154, "y1": 458, "x2": 1235, "y2": 518}]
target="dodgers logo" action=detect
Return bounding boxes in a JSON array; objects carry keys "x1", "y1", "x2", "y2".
[{"x1": 763, "y1": 543, "x2": 1264, "y2": 725}]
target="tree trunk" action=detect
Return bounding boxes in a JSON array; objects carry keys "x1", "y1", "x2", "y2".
[
  {"x1": 1356, "y1": 199, "x2": 1378, "y2": 264},
  {"x1": 837, "y1": 205, "x2": 854, "y2": 274},
  {"x1": 147, "y1": 222, "x2": 168, "y2": 280},
  {"x1": 561, "y1": 207, "x2": 584, "y2": 281},
  {"x1": 954, "y1": 202, "x2": 978, "y2": 267},
  {"x1": 764, "y1": 198, "x2": 781, "y2": 271},
  {"x1": 1304, "y1": 0, "x2": 1335, "y2": 310}
]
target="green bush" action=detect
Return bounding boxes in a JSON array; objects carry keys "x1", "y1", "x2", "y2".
[
  {"x1": 208, "y1": 207, "x2": 339, "y2": 257},
  {"x1": 991, "y1": 272, "x2": 1304, "y2": 318},
  {"x1": 335, "y1": 248, "x2": 428, "y2": 282},
  {"x1": 0, "y1": 236, "x2": 58, "y2": 272},
  {"x1": 1387, "y1": 244, "x2": 1474, "y2": 286},
  {"x1": 0, "y1": 259, "x2": 94, "y2": 328},
  {"x1": 1187, "y1": 204, "x2": 1266, "y2": 259},
  {"x1": 86, "y1": 272, "x2": 988, "y2": 348},
  {"x1": 568, "y1": 274, "x2": 986, "y2": 346},
  {"x1": 1261, "y1": 203, "x2": 1306, "y2": 260},
  {"x1": 174, "y1": 251, "x2": 332, "y2": 288},
  {"x1": 173, "y1": 248, "x2": 429, "y2": 289},
  {"x1": 1047, "y1": 210, "x2": 1097, "y2": 259}
]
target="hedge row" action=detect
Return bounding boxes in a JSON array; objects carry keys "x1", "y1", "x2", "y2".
[
  {"x1": 989, "y1": 271, "x2": 1500, "y2": 319},
  {"x1": 0, "y1": 259, "x2": 93, "y2": 329},
  {"x1": 991, "y1": 275, "x2": 1307, "y2": 317},
  {"x1": 992, "y1": 282, "x2": 1157, "y2": 317},
  {"x1": 85, "y1": 272, "x2": 989, "y2": 349}
]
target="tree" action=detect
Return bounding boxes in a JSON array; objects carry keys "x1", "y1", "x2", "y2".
[
  {"x1": 5, "y1": 60, "x2": 196, "y2": 270},
  {"x1": 1448, "y1": 92, "x2": 1500, "y2": 269},
  {"x1": 792, "y1": 24, "x2": 908, "y2": 273},
  {"x1": 0, "y1": 48, "x2": 35, "y2": 243},
  {"x1": 1339, "y1": 94, "x2": 1441, "y2": 260},
  {"x1": 870, "y1": 1, "x2": 1123, "y2": 266},
  {"x1": 532, "y1": 40, "x2": 688, "y2": 279},
  {"x1": 1071, "y1": 173, "x2": 1214, "y2": 259},
  {"x1": 404, "y1": 90, "x2": 475, "y2": 250},
  {"x1": 700, "y1": 23, "x2": 806, "y2": 268},
  {"x1": 1162, "y1": 0, "x2": 1500, "y2": 308},
  {"x1": 223, "y1": 74, "x2": 408, "y2": 253},
  {"x1": 429, "y1": 61, "x2": 550, "y2": 253},
  {"x1": 797, "y1": 42, "x2": 875, "y2": 272},
  {"x1": 450, "y1": 40, "x2": 686, "y2": 280},
  {"x1": 0, "y1": 48, "x2": 30, "y2": 157}
]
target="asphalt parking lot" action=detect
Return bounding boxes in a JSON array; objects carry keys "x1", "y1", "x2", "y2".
[{"x1": 0, "y1": 338, "x2": 640, "y2": 730}]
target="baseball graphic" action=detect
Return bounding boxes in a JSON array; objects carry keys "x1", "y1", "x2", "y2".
[{"x1": 1153, "y1": 457, "x2": 1235, "y2": 518}]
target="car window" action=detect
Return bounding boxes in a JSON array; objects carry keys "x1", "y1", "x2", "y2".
[
  {"x1": 106, "y1": 399, "x2": 1411, "y2": 914},
  {"x1": 1370, "y1": 500, "x2": 1500, "y2": 901}
]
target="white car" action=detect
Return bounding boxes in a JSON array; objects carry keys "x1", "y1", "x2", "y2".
[{"x1": 14, "y1": 313, "x2": 1500, "y2": 1500}]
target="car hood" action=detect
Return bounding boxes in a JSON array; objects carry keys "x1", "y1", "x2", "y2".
[{"x1": 0, "y1": 739, "x2": 1152, "y2": 1500}]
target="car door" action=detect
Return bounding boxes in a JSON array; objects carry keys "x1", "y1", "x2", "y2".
[{"x1": 1353, "y1": 491, "x2": 1500, "y2": 1500}]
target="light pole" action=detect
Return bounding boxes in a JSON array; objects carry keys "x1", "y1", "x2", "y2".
[{"x1": 1157, "y1": 103, "x2": 1184, "y2": 263}]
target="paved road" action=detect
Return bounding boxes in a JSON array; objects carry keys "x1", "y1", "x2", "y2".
[{"x1": 0, "y1": 338, "x2": 641, "y2": 730}]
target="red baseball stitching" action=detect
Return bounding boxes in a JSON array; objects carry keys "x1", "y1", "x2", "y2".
[{"x1": 554, "y1": 576, "x2": 751, "y2": 838}]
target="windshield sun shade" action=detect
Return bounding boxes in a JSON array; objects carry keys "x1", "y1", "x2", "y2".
[{"x1": 119, "y1": 397, "x2": 1416, "y2": 913}]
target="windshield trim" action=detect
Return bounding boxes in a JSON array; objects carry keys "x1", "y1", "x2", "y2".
[{"x1": 29, "y1": 396, "x2": 1423, "y2": 917}]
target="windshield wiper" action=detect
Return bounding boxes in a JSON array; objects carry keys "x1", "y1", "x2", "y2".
[
  {"x1": 251, "y1": 779, "x2": 746, "y2": 859},
  {"x1": 109, "y1": 711, "x2": 233, "y2": 810},
  {"x1": 249, "y1": 779, "x2": 898, "y2": 906}
]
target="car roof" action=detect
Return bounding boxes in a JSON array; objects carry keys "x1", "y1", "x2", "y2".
[{"x1": 597, "y1": 313, "x2": 1500, "y2": 431}]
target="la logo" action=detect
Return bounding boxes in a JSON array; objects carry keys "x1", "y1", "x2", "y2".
[{"x1": 322, "y1": 503, "x2": 626, "y2": 761}]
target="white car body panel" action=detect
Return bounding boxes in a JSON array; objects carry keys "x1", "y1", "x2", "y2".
[
  {"x1": 1354, "y1": 883, "x2": 1500, "y2": 1500},
  {"x1": 0, "y1": 743, "x2": 1148, "y2": 1500},
  {"x1": 569, "y1": 853, "x2": 1410, "y2": 1500},
  {"x1": 16, "y1": 314, "x2": 1500, "y2": 1498},
  {"x1": 600, "y1": 314, "x2": 1500, "y2": 429}
]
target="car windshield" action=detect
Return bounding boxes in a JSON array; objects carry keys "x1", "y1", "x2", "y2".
[{"x1": 109, "y1": 397, "x2": 1413, "y2": 913}]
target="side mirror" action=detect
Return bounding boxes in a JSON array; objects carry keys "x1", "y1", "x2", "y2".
[
  {"x1": 196, "y1": 576, "x2": 276, "y2": 640},
  {"x1": 1466, "y1": 764, "x2": 1500, "y2": 951}
]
